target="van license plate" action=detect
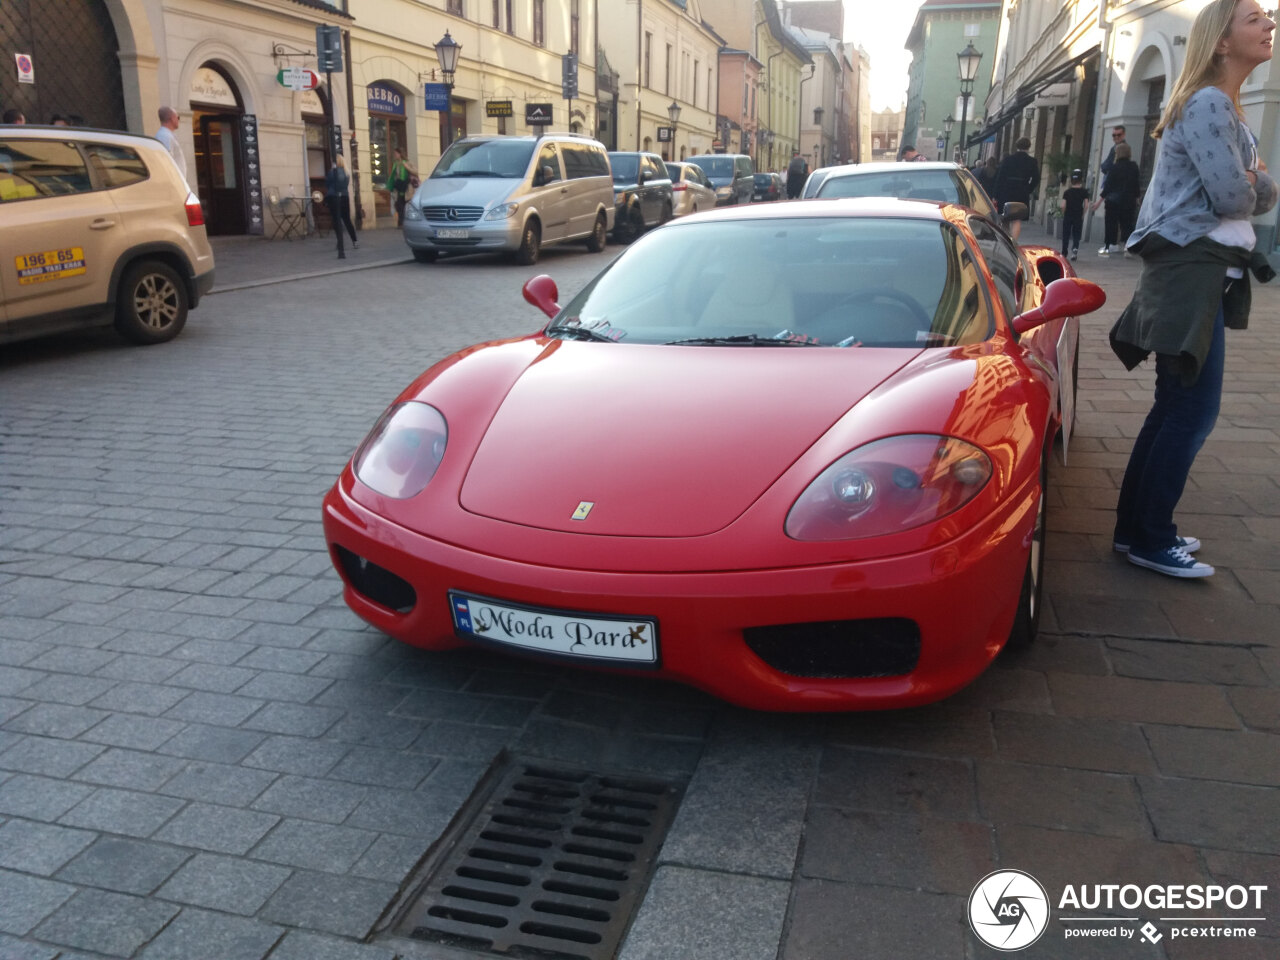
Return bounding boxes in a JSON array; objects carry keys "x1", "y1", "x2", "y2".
[{"x1": 435, "y1": 228, "x2": 469, "y2": 239}]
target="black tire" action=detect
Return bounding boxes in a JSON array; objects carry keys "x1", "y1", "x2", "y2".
[
  {"x1": 1007, "y1": 456, "x2": 1048, "y2": 648},
  {"x1": 585, "y1": 212, "x2": 607, "y2": 252},
  {"x1": 613, "y1": 206, "x2": 641, "y2": 244},
  {"x1": 412, "y1": 248, "x2": 438, "y2": 263},
  {"x1": 515, "y1": 220, "x2": 541, "y2": 265},
  {"x1": 113, "y1": 260, "x2": 188, "y2": 344}
]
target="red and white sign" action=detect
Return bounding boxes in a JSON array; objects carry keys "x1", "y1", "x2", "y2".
[
  {"x1": 15, "y1": 53, "x2": 35, "y2": 84},
  {"x1": 277, "y1": 67, "x2": 319, "y2": 91}
]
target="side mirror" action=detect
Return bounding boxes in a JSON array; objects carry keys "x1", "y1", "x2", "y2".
[
  {"x1": 523, "y1": 274, "x2": 560, "y2": 320},
  {"x1": 1012, "y1": 277, "x2": 1106, "y2": 334},
  {"x1": 638, "y1": 169, "x2": 650, "y2": 185},
  {"x1": 1003, "y1": 201, "x2": 1030, "y2": 222}
]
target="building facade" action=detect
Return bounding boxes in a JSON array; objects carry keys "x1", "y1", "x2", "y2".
[{"x1": 903, "y1": 0, "x2": 1002, "y2": 163}]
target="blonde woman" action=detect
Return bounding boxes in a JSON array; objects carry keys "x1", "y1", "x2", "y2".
[{"x1": 1110, "y1": 0, "x2": 1276, "y2": 577}]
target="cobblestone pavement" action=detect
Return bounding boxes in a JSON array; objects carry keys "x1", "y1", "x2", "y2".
[{"x1": 1, "y1": 220, "x2": 1277, "y2": 960}]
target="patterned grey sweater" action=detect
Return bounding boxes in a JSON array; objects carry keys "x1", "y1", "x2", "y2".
[{"x1": 1128, "y1": 86, "x2": 1277, "y2": 248}]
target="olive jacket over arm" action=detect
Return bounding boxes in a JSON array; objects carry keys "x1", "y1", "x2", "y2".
[{"x1": 1109, "y1": 233, "x2": 1274, "y2": 384}]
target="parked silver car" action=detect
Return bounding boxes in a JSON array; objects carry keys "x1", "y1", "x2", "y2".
[
  {"x1": 403, "y1": 134, "x2": 613, "y2": 264},
  {"x1": 665, "y1": 161, "x2": 717, "y2": 217},
  {"x1": 802, "y1": 161, "x2": 998, "y2": 221}
]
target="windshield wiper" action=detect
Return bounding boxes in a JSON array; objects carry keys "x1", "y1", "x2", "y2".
[
  {"x1": 665, "y1": 334, "x2": 822, "y2": 346},
  {"x1": 546, "y1": 324, "x2": 620, "y2": 342}
]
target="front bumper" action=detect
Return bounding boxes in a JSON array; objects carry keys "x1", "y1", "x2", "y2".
[
  {"x1": 322, "y1": 474, "x2": 1036, "y2": 712},
  {"x1": 403, "y1": 217, "x2": 521, "y2": 254}
]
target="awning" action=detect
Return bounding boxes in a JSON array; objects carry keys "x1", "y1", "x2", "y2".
[{"x1": 965, "y1": 45, "x2": 1100, "y2": 147}]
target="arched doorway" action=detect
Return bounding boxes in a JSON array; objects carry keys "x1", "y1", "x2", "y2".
[
  {"x1": 190, "y1": 63, "x2": 248, "y2": 235},
  {"x1": 0, "y1": 0, "x2": 126, "y2": 128},
  {"x1": 368, "y1": 81, "x2": 409, "y2": 221}
]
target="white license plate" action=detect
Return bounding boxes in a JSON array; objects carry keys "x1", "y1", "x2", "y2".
[
  {"x1": 449, "y1": 592, "x2": 658, "y2": 665},
  {"x1": 434, "y1": 228, "x2": 469, "y2": 239}
]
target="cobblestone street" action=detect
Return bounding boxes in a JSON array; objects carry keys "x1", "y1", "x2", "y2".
[{"x1": 1, "y1": 221, "x2": 1277, "y2": 960}]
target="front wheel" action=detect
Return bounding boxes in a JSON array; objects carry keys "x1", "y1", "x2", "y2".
[
  {"x1": 1007, "y1": 456, "x2": 1048, "y2": 648},
  {"x1": 114, "y1": 260, "x2": 188, "y2": 344},
  {"x1": 612, "y1": 207, "x2": 641, "y2": 244},
  {"x1": 514, "y1": 221, "x2": 541, "y2": 265},
  {"x1": 585, "y1": 212, "x2": 607, "y2": 253}
]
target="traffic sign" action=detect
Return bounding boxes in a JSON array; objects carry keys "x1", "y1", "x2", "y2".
[{"x1": 316, "y1": 24, "x2": 343, "y2": 73}]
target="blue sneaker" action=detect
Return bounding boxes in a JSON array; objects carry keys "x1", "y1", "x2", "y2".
[
  {"x1": 1127, "y1": 544, "x2": 1214, "y2": 578},
  {"x1": 1113, "y1": 535, "x2": 1200, "y2": 554}
]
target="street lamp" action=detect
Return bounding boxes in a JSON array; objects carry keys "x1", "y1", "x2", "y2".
[
  {"x1": 434, "y1": 30, "x2": 461, "y2": 151},
  {"x1": 667, "y1": 100, "x2": 681, "y2": 159},
  {"x1": 955, "y1": 41, "x2": 982, "y2": 167},
  {"x1": 943, "y1": 114, "x2": 954, "y2": 161}
]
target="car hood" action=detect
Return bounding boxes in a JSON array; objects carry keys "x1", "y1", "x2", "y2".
[
  {"x1": 414, "y1": 176, "x2": 522, "y2": 208},
  {"x1": 459, "y1": 343, "x2": 916, "y2": 537}
]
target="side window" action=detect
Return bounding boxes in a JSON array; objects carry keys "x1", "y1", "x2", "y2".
[
  {"x1": 84, "y1": 143, "x2": 149, "y2": 189},
  {"x1": 0, "y1": 139, "x2": 93, "y2": 202},
  {"x1": 536, "y1": 144, "x2": 561, "y2": 184},
  {"x1": 590, "y1": 146, "x2": 610, "y2": 177},
  {"x1": 953, "y1": 170, "x2": 996, "y2": 219},
  {"x1": 647, "y1": 156, "x2": 664, "y2": 181},
  {"x1": 969, "y1": 217, "x2": 1024, "y2": 319},
  {"x1": 561, "y1": 144, "x2": 588, "y2": 180}
]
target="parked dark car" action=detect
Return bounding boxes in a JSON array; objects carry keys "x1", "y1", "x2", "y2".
[
  {"x1": 608, "y1": 151, "x2": 674, "y2": 243},
  {"x1": 753, "y1": 172, "x2": 782, "y2": 202},
  {"x1": 686, "y1": 153, "x2": 754, "y2": 206}
]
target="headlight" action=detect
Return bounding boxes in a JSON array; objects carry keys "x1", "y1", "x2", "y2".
[
  {"x1": 785, "y1": 435, "x2": 992, "y2": 541},
  {"x1": 404, "y1": 203, "x2": 424, "y2": 221},
  {"x1": 353, "y1": 402, "x2": 448, "y2": 499},
  {"x1": 614, "y1": 192, "x2": 626, "y2": 203},
  {"x1": 484, "y1": 203, "x2": 519, "y2": 220}
]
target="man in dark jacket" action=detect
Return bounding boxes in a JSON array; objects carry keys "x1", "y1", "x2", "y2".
[
  {"x1": 994, "y1": 137, "x2": 1039, "y2": 239},
  {"x1": 786, "y1": 151, "x2": 809, "y2": 199}
]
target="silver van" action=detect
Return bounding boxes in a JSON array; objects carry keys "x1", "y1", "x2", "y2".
[{"x1": 403, "y1": 134, "x2": 614, "y2": 264}]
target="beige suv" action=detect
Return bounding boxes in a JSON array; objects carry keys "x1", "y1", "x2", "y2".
[{"x1": 0, "y1": 126, "x2": 215, "y2": 345}]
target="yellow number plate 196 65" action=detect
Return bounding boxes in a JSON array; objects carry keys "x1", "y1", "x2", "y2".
[{"x1": 16, "y1": 247, "x2": 87, "y2": 285}]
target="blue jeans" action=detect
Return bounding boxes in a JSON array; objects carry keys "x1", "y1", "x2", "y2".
[{"x1": 1114, "y1": 303, "x2": 1225, "y2": 551}]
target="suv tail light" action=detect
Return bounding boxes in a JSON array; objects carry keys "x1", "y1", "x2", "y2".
[
  {"x1": 185, "y1": 193, "x2": 205, "y2": 227},
  {"x1": 672, "y1": 182, "x2": 687, "y2": 191}
]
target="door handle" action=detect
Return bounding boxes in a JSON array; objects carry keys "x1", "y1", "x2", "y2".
[{"x1": 89, "y1": 218, "x2": 117, "y2": 230}]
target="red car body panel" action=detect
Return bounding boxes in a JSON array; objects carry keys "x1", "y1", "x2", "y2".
[{"x1": 323, "y1": 200, "x2": 1095, "y2": 711}]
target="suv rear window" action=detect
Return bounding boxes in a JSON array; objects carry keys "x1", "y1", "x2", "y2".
[
  {"x1": 0, "y1": 139, "x2": 93, "y2": 201},
  {"x1": 690, "y1": 156, "x2": 734, "y2": 178},
  {"x1": 85, "y1": 143, "x2": 149, "y2": 189}
]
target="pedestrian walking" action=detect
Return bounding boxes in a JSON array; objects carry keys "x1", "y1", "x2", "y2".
[
  {"x1": 786, "y1": 150, "x2": 809, "y2": 199},
  {"x1": 974, "y1": 156, "x2": 999, "y2": 199},
  {"x1": 388, "y1": 147, "x2": 417, "y2": 227},
  {"x1": 325, "y1": 154, "x2": 359, "y2": 259},
  {"x1": 1092, "y1": 142, "x2": 1141, "y2": 255},
  {"x1": 1100, "y1": 124, "x2": 1127, "y2": 177},
  {"x1": 1059, "y1": 169, "x2": 1089, "y2": 260},
  {"x1": 1110, "y1": 0, "x2": 1277, "y2": 579},
  {"x1": 154, "y1": 106, "x2": 189, "y2": 185},
  {"x1": 994, "y1": 137, "x2": 1039, "y2": 240}
]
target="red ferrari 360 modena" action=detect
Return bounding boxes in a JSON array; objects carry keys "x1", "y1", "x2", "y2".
[{"x1": 323, "y1": 198, "x2": 1104, "y2": 711}]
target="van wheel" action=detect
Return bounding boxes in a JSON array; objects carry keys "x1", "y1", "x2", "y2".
[
  {"x1": 114, "y1": 260, "x2": 188, "y2": 344},
  {"x1": 515, "y1": 221, "x2": 541, "y2": 265},
  {"x1": 586, "y1": 212, "x2": 607, "y2": 253},
  {"x1": 412, "y1": 249, "x2": 438, "y2": 263}
]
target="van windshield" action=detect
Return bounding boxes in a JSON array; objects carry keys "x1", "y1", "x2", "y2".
[
  {"x1": 690, "y1": 156, "x2": 734, "y2": 179},
  {"x1": 609, "y1": 154, "x2": 639, "y2": 183},
  {"x1": 431, "y1": 140, "x2": 535, "y2": 179}
]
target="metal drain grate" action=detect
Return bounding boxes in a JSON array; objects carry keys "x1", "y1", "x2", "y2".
[{"x1": 392, "y1": 756, "x2": 684, "y2": 960}]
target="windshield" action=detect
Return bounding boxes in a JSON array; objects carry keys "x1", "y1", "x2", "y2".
[
  {"x1": 548, "y1": 217, "x2": 992, "y2": 348},
  {"x1": 609, "y1": 154, "x2": 639, "y2": 183},
  {"x1": 431, "y1": 140, "x2": 534, "y2": 179},
  {"x1": 689, "y1": 156, "x2": 734, "y2": 179}
]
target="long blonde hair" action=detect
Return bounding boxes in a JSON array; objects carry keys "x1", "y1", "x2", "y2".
[{"x1": 1155, "y1": 0, "x2": 1244, "y2": 137}]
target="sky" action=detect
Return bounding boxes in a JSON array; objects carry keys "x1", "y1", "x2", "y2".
[{"x1": 843, "y1": 0, "x2": 927, "y2": 112}]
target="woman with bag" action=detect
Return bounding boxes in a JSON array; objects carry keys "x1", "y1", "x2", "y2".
[
  {"x1": 389, "y1": 147, "x2": 417, "y2": 227},
  {"x1": 1110, "y1": 0, "x2": 1276, "y2": 578},
  {"x1": 325, "y1": 154, "x2": 359, "y2": 258},
  {"x1": 1091, "y1": 141, "x2": 1141, "y2": 255}
]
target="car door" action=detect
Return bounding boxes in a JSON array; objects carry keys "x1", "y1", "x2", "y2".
[
  {"x1": 644, "y1": 155, "x2": 667, "y2": 224},
  {"x1": 0, "y1": 137, "x2": 120, "y2": 330},
  {"x1": 532, "y1": 142, "x2": 568, "y2": 242}
]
